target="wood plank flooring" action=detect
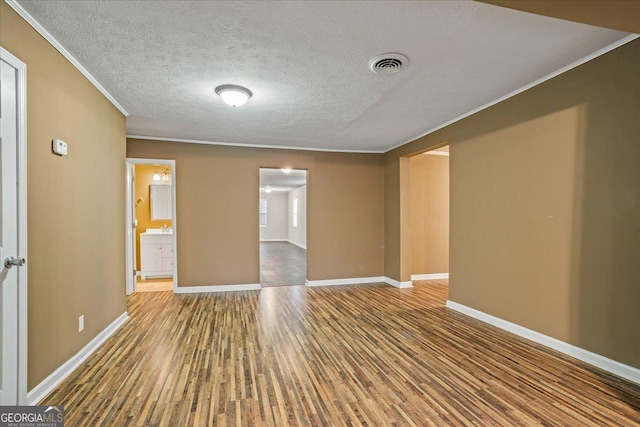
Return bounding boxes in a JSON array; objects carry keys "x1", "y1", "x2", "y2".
[
  {"x1": 260, "y1": 242, "x2": 307, "y2": 287},
  {"x1": 136, "y1": 277, "x2": 173, "y2": 292},
  {"x1": 42, "y1": 281, "x2": 640, "y2": 426}
]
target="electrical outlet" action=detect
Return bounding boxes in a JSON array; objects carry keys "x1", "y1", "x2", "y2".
[{"x1": 79, "y1": 315, "x2": 84, "y2": 332}]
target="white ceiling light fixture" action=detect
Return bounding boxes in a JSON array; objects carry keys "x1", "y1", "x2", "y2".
[
  {"x1": 215, "y1": 84, "x2": 253, "y2": 107},
  {"x1": 281, "y1": 168, "x2": 292, "y2": 174}
]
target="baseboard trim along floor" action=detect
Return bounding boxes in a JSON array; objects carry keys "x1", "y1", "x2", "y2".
[
  {"x1": 27, "y1": 312, "x2": 130, "y2": 405},
  {"x1": 446, "y1": 300, "x2": 640, "y2": 385},
  {"x1": 411, "y1": 273, "x2": 449, "y2": 281},
  {"x1": 174, "y1": 284, "x2": 262, "y2": 293},
  {"x1": 304, "y1": 276, "x2": 414, "y2": 288}
]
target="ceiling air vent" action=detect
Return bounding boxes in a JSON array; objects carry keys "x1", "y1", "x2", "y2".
[{"x1": 368, "y1": 53, "x2": 408, "y2": 75}]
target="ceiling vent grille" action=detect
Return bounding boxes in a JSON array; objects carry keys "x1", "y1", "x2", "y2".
[{"x1": 369, "y1": 53, "x2": 408, "y2": 74}]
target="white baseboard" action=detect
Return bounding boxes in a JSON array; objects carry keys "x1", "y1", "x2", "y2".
[
  {"x1": 27, "y1": 312, "x2": 129, "y2": 405},
  {"x1": 446, "y1": 301, "x2": 640, "y2": 385},
  {"x1": 411, "y1": 273, "x2": 449, "y2": 281},
  {"x1": 384, "y1": 277, "x2": 413, "y2": 288},
  {"x1": 287, "y1": 240, "x2": 307, "y2": 250},
  {"x1": 174, "y1": 283, "x2": 261, "y2": 293},
  {"x1": 305, "y1": 276, "x2": 385, "y2": 287},
  {"x1": 259, "y1": 239, "x2": 286, "y2": 242}
]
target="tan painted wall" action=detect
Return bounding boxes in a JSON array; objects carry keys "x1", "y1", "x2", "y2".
[
  {"x1": 384, "y1": 39, "x2": 640, "y2": 367},
  {"x1": 134, "y1": 164, "x2": 173, "y2": 269},
  {"x1": 1, "y1": 3, "x2": 127, "y2": 388},
  {"x1": 410, "y1": 154, "x2": 449, "y2": 275},
  {"x1": 477, "y1": 0, "x2": 640, "y2": 34},
  {"x1": 127, "y1": 140, "x2": 384, "y2": 286}
]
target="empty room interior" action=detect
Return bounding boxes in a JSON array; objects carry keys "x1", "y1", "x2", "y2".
[{"x1": 0, "y1": 0, "x2": 638, "y2": 425}]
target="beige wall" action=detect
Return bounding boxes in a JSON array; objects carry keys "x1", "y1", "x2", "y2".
[
  {"x1": 127, "y1": 140, "x2": 384, "y2": 286},
  {"x1": 134, "y1": 164, "x2": 173, "y2": 269},
  {"x1": 410, "y1": 154, "x2": 449, "y2": 275},
  {"x1": 1, "y1": 3, "x2": 127, "y2": 388},
  {"x1": 477, "y1": 0, "x2": 640, "y2": 34},
  {"x1": 385, "y1": 39, "x2": 640, "y2": 367}
]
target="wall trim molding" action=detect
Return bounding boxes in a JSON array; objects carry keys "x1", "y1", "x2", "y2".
[
  {"x1": 384, "y1": 277, "x2": 413, "y2": 288},
  {"x1": 26, "y1": 312, "x2": 129, "y2": 405},
  {"x1": 259, "y1": 239, "x2": 287, "y2": 242},
  {"x1": 306, "y1": 277, "x2": 386, "y2": 287},
  {"x1": 305, "y1": 276, "x2": 416, "y2": 288},
  {"x1": 286, "y1": 240, "x2": 307, "y2": 250},
  {"x1": 386, "y1": 33, "x2": 640, "y2": 153},
  {"x1": 5, "y1": 0, "x2": 129, "y2": 116},
  {"x1": 411, "y1": 273, "x2": 449, "y2": 281},
  {"x1": 127, "y1": 135, "x2": 382, "y2": 154},
  {"x1": 174, "y1": 284, "x2": 261, "y2": 293},
  {"x1": 446, "y1": 301, "x2": 640, "y2": 385}
]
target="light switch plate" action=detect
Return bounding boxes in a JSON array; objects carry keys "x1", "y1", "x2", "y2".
[{"x1": 52, "y1": 139, "x2": 68, "y2": 156}]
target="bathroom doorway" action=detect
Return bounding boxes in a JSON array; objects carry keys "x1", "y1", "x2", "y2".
[
  {"x1": 125, "y1": 158, "x2": 178, "y2": 294},
  {"x1": 259, "y1": 168, "x2": 308, "y2": 286}
]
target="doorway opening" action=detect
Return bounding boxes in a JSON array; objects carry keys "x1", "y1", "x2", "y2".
[
  {"x1": 125, "y1": 159, "x2": 177, "y2": 294},
  {"x1": 259, "y1": 168, "x2": 308, "y2": 287},
  {"x1": 408, "y1": 144, "x2": 450, "y2": 287}
]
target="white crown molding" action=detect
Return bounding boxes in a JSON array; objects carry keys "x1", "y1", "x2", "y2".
[
  {"x1": 385, "y1": 33, "x2": 640, "y2": 153},
  {"x1": 174, "y1": 283, "x2": 261, "y2": 293},
  {"x1": 5, "y1": 0, "x2": 129, "y2": 116},
  {"x1": 26, "y1": 312, "x2": 129, "y2": 405},
  {"x1": 446, "y1": 301, "x2": 640, "y2": 385},
  {"x1": 411, "y1": 273, "x2": 449, "y2": 281},
  {"x1": 126, "y1": 135, "x2": 384, "y2": 154}
]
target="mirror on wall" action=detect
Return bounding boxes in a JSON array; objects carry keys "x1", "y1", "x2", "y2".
[{"x1": 150, "y1": 184, "x2": 172, "y2": 220}]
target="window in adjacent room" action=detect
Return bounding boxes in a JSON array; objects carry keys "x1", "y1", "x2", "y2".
[
  {"x1": 292, "y1": 197, "x2": 298, "y2": 228},
  {"x1": 259, "y1": 199, "x2": 267, "y2": 226}
]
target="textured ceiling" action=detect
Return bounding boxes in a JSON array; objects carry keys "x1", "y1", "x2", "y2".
[
  {"x1": 260, "y1": 169, "x2": 307, "y2": 193},
  {"x1": 15, "y1": 1, "x2": 630, "y2": 152}
]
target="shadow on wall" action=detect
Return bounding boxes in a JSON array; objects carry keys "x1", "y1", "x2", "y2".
[{"x1": 443, "y1": 40, "x2": 639, "y2": 369}]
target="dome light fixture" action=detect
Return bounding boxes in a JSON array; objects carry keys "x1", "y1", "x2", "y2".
[{"x1": 215, "y1": 84, "x2": 252, "y2": 107}]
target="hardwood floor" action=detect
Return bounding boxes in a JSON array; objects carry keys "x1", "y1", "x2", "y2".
[
  {"x1": 260, "y1": 242, "x2": 307, "y2": 287},
  {"x1": 43, "y1": 281, "x2": 639, "y2": 426},
  {"x1": 136, "y1": 277, "x2": 173, "y2": 292}
]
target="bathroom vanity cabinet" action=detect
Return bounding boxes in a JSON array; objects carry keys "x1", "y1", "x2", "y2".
[{"x1": 140, "y1": 232, "x2": 173, "y2": 279}]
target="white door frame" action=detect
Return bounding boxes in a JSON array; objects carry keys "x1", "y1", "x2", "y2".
[
  {"x1": 0, "y1": 47, "x2": 28, "y2": 405},
  {"x1": 125, "y1": 158, "x2": 178, "y2": 294}
]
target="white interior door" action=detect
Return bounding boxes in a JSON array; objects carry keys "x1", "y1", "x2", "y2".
[{"x1": 0, "y1": 54, "x2": 26, "y2": 405}]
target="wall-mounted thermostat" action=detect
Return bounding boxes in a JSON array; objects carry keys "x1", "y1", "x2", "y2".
[{"x1": 52, "y1": 139, "x2": 68, "y2": 156}]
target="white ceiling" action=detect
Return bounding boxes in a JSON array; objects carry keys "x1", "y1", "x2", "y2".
[
  {"x1": 14, "y1": 1, "x2": 630, "y2": 152},
  {"x1": 260, "y1": 169, "x2": 307, "y2": 193}
]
